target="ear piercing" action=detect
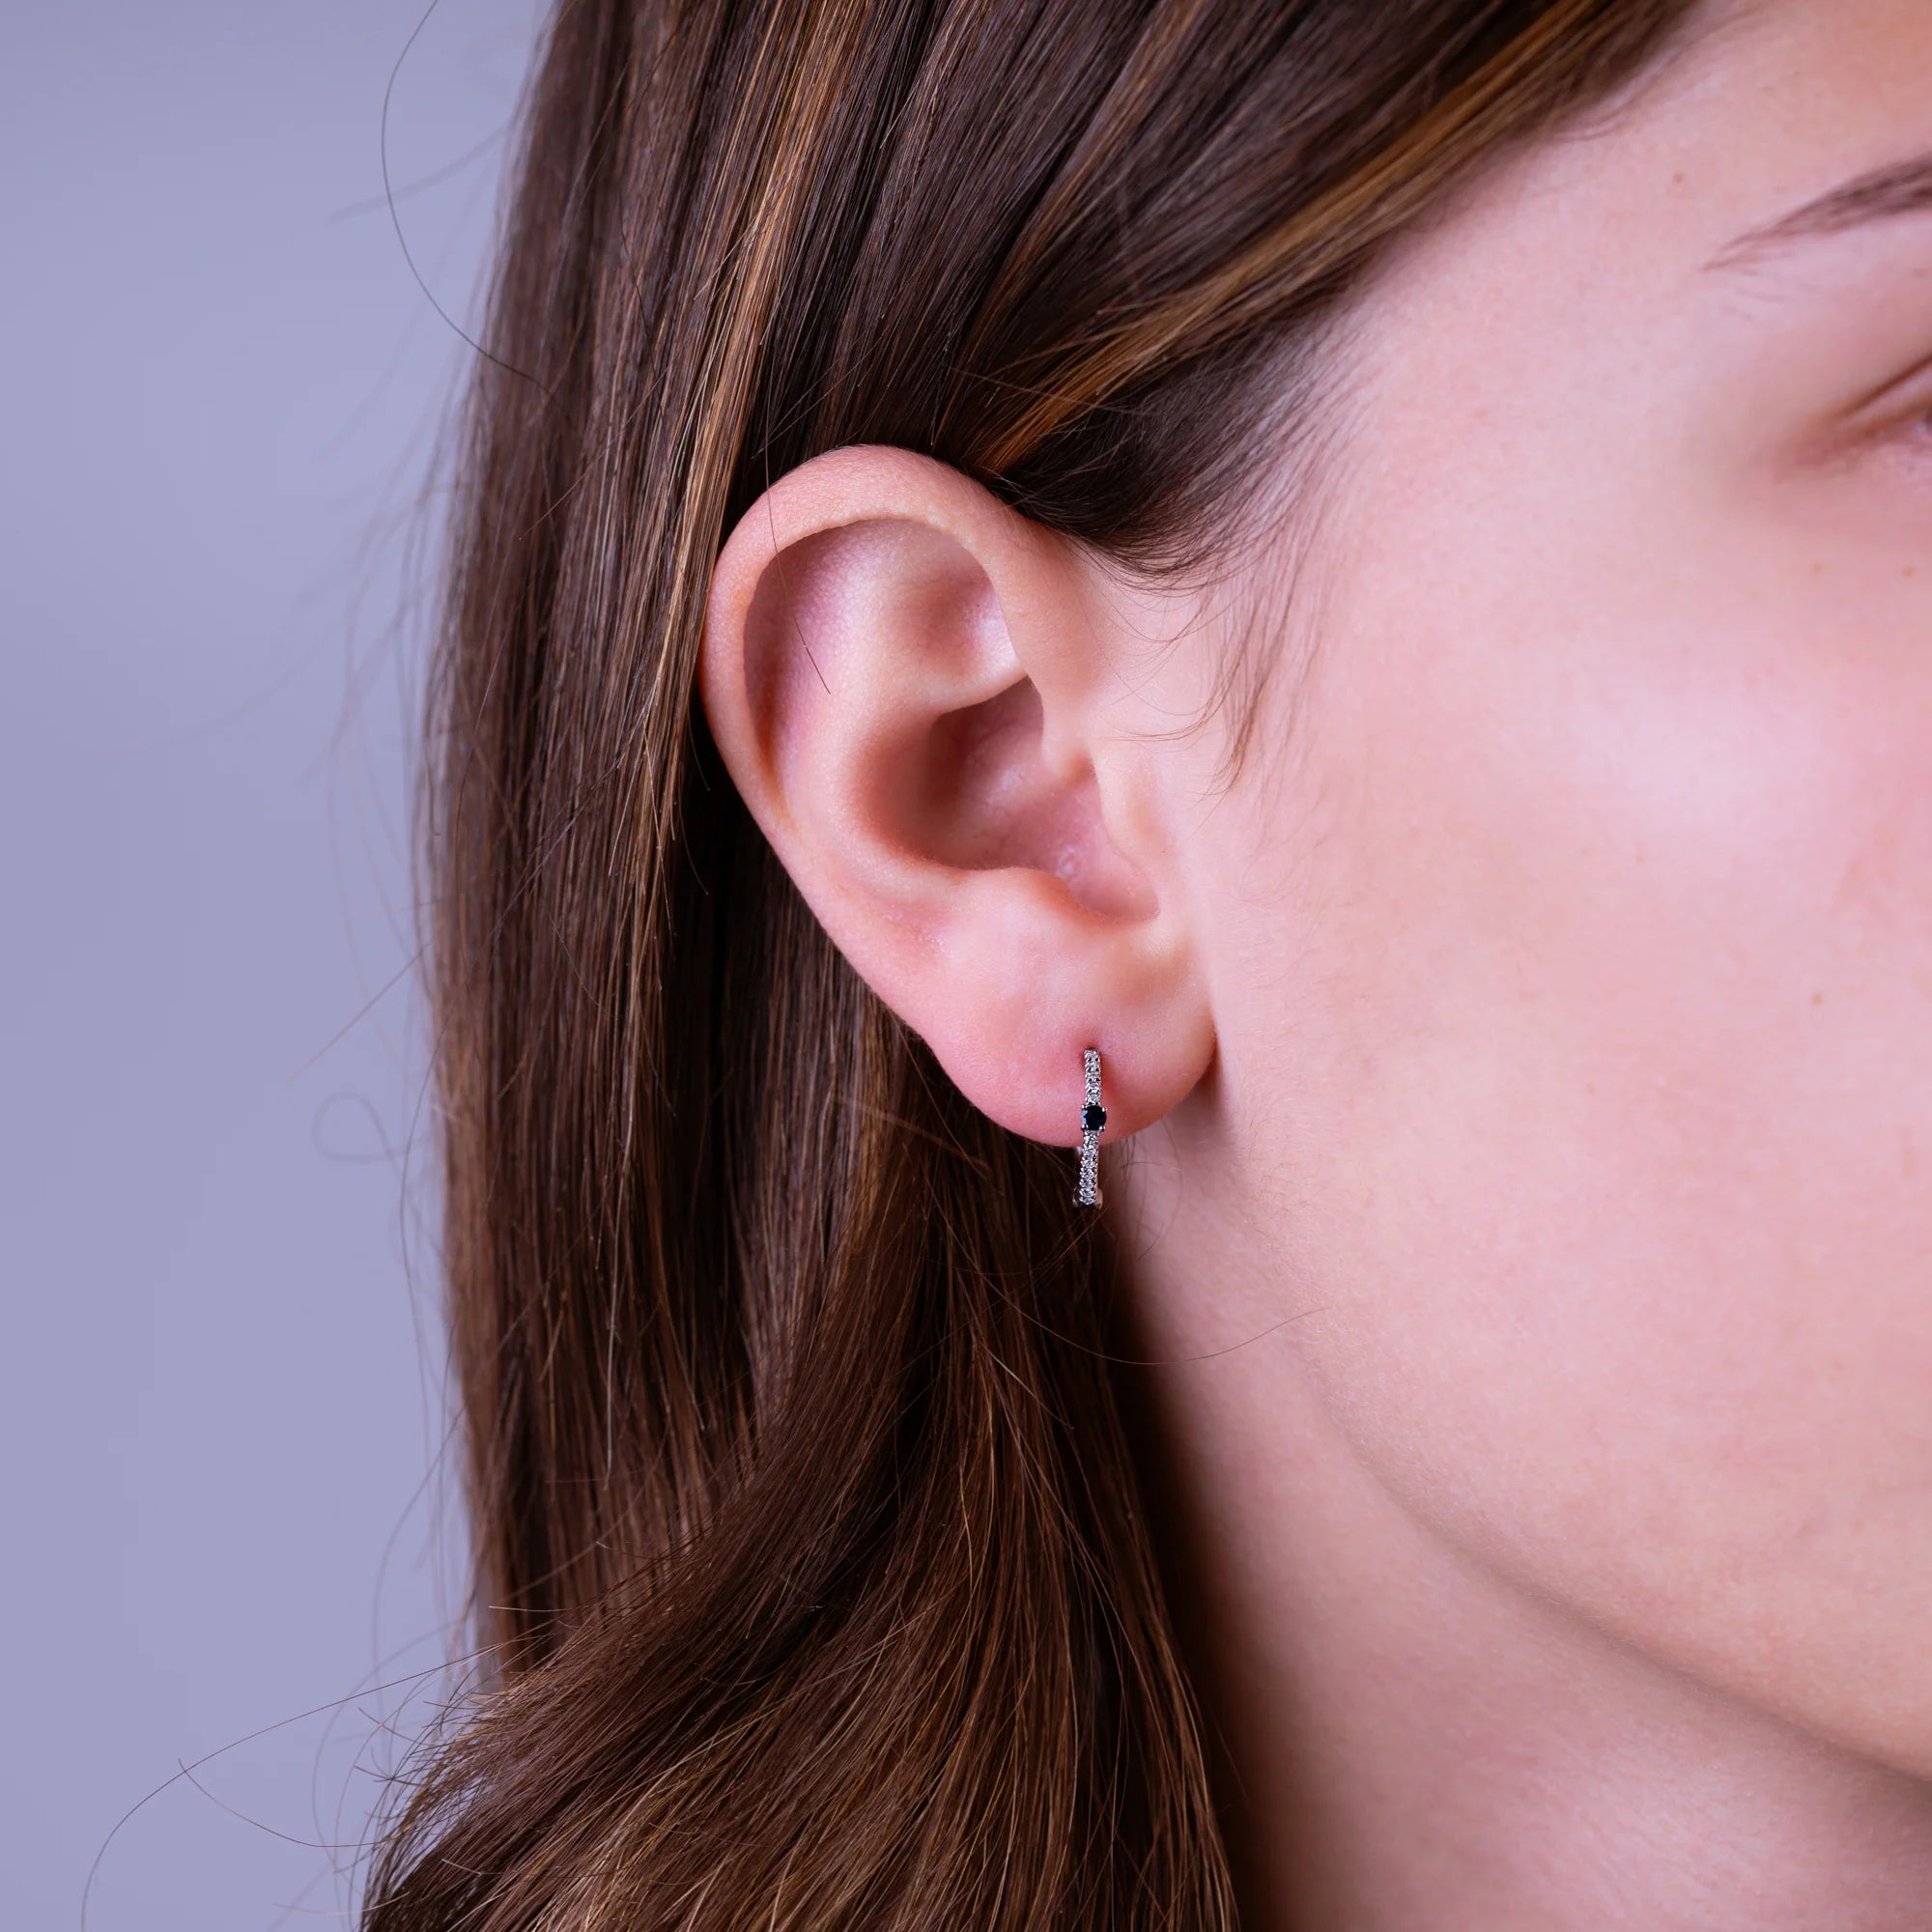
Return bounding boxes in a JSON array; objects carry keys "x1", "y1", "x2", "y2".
[{"x1": 1075, "y1": 1046, "x2": 1105, "y2": 1208}]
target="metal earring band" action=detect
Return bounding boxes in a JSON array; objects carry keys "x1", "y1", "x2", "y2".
[{"x1": 1075, "y1": 1046, "x2": 1105, "y2": 1208}]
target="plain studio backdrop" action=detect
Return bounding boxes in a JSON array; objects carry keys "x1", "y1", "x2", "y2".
[{"x1": 1, "y1": 5, "x2": 546, "y2": 1924}]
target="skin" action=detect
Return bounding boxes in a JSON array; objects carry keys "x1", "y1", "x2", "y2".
[{"x1": 700, "y1": 0, "x2": 1932, "y2": 1922}]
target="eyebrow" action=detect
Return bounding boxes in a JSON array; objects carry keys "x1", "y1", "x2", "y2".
[{"x1": 1706, "y1": 153, "x2": 1932, "y2": 271}]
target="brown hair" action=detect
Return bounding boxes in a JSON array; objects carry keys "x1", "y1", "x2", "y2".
[{"x1": 367, "y1": 2, "x2": 1705, "y2": 1925}]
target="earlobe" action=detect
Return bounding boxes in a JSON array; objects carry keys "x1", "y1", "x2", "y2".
[{"x1": 699, "y1": 444, "x2": 1215, "y2": 1151}]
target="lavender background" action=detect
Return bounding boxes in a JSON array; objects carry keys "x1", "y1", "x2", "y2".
[{"x1": 2, "y1": 6, "x2": 546, "y2": 1924}]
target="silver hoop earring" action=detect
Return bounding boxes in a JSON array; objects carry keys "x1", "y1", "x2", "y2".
[{"x1": 1075, "y1": 1046, "x2": 1105, "y2": 1208}]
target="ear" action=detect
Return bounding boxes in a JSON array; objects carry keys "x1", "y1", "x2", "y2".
[{"x1": 698, "y1": 444, "x2": 1214, "y2": 1150}]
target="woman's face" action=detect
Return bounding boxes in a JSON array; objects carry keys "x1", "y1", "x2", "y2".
[{"x1": 1136, "y1": 0, "x2": 1932, "y2": 1776}]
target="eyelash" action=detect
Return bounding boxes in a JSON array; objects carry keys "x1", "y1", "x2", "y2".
[{"x1": 1859, "y1": 360, "x2": 1932, "y2": 452}]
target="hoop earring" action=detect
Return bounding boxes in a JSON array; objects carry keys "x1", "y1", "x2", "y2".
[{"x1": 1075, "y1": 1046, "x2": 1105, "y2": 1208}]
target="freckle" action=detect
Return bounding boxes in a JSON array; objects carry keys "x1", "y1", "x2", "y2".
[{"x1": 1811, "y1": 990, "x2": 1824, "y2": 1006}]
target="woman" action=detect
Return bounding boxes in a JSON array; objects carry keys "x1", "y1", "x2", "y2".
[{"x1": 365, "y1": 0, "x2": 1932, "y2": 1924}]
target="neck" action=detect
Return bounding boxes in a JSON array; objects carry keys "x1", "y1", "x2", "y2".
[{"x1": 1110, "y1": 1140, "x2": 1932, "y2": 1932}]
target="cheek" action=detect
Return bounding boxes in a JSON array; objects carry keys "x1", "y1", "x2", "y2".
[{"x1": 1223, "y1": 535, "x2": 1932, "y2": 1771}]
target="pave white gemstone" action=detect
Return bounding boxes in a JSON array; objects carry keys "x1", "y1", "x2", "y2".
[{"x1": 1076, "y1": 1046, "x2": 1103, "y2": 1207}]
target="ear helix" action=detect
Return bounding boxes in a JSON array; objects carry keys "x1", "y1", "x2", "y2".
[{"x1": 1075, "y1": 1046, "x2": 1106, "y2": 1208}]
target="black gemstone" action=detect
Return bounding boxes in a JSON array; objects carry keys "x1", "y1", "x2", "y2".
[{"x1": 1082, "y1": 1103, "x2": 1106, "y2": 1133}]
